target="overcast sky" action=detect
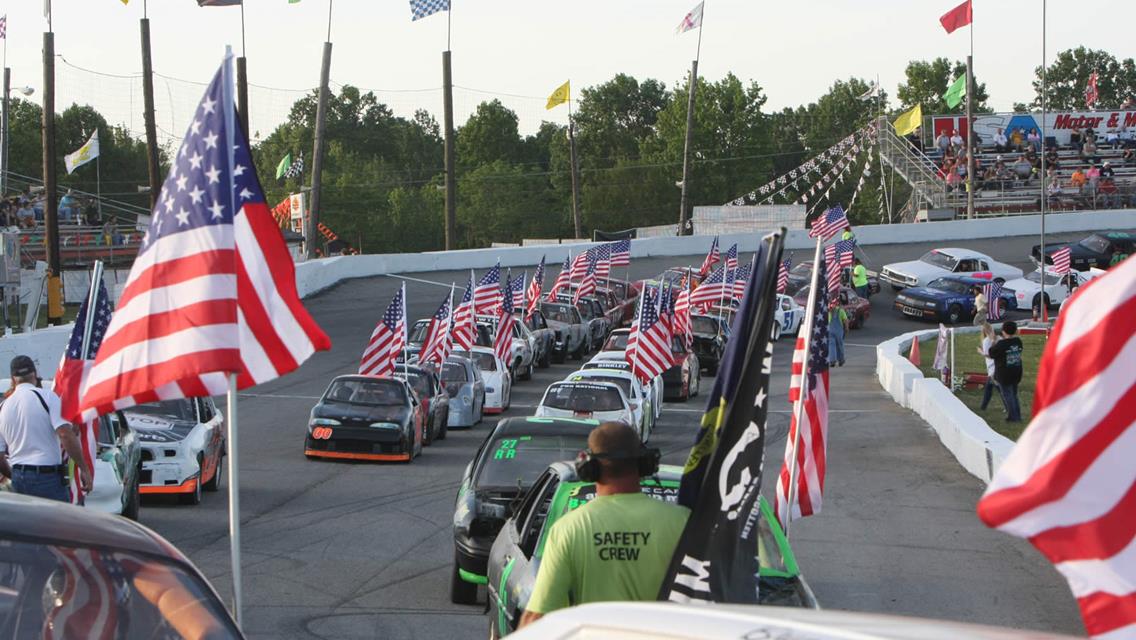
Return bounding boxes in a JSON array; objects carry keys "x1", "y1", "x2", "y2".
[{"x1": 1, "y1": 0, "x2": 1130, "y2": 141}]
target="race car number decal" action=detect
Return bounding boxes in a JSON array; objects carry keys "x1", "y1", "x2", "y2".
[{"x1": 311, "y1": 427, "x2": 334, "y2": 440}]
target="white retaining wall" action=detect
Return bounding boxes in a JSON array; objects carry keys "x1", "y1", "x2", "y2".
[{"x1": 876, "y1": 328, "x2": 1016, "y2": 484}]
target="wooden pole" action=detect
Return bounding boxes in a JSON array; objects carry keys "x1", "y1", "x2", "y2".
[
  {"x1": 442, "y1": 51, "x2": 457, "y2": 250},
  {"x1": 140, "y1": 18, "x2": 161, "y2": 209},
  {"x1": 308, "y1": 42, "x2": 333, "y2": 259},
  {"x1": 43, "y1": 30, "x2": 63, "y2": 324},
  {"x1": 678, "y1": 59, "x2": 699, "y2": 236}
]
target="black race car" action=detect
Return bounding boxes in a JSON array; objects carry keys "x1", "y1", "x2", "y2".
[
  {"x1": 450, "y1": 416, "x2": 600, "y2": 605},
  {"x1": 690, "y1": 313, "x2": 730, "y2": 376},
  {"x1": 304, "y1": 375, "x2": 425, "y2": 462},
  {"x1": 1031, "y1": 231, "x2": 1136, "y2": 271},
  {"x1": 394, "y1": 364, "x2": 449, "y2": 445},
  {"x1": 785, "y1": 260, "x2": 881, "y2": 297}
]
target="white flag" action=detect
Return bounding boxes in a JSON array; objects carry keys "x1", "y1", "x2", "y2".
[
  {"x1": 857, "y1": 80, "x2": 880, "y2": 100},
  {"x1": 675, "y1": 1, "x2": 703, "y2": 34},
  {"x1": 64, "y1": 130, "x2": 99, "y2": 175}
]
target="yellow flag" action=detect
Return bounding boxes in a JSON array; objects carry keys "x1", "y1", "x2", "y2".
[
  {"x1": 892, "y1": 104, "x2": 923, "y2": 137},
  {"x1": 546, "y1": 81, "x2": 570, "y2": 110}
]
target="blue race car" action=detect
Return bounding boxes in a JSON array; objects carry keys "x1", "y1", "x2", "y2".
[{"x1": 893, "y1": 276, "x2": 1017, "y2": 324}]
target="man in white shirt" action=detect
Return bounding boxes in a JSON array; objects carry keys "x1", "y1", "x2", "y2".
[
  {"x1": 0, "y1": 355, "x2": 91, "y2": 502},
  {"x1": 950, "y1": 129, "x2": 964, "y2": 151},
  {"x1": 994, "y1": 128, "x2": 1009, "y2": 153}
]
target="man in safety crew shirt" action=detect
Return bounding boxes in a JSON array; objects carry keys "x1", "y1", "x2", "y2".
[
  {"x1": 851, "y1": 257, "x2": 870, "y2": 299},
  {"x1": 519, "y1": 422, "x2": 689, "y2": 628},
  {"x1": 0, "y1": 355, "x2": 91, "y2": 501}
]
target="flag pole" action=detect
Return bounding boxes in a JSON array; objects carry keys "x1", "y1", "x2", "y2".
[
  {"x1": 783, "y1": 236, "x2": 824, "y2": 539},
  {"x1": 95, "y1": 141, "x2": 102, "y2": 223},
  {"x1": 965, "y1": 6, "x2": 975, "y2": 219},
  {"x1": 677, "y1": 5, "x2": 703, "y2": 237},
  {"x1": 1039, "y1": 0, "x2": 1047, "y2": 317}
]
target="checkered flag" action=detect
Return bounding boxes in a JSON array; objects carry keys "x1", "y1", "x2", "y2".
[
  {"x1": 410, "y1": 0, "x2": 449, "y2": 21},
  {"x1": 284, "y1": 153, "x2": 304, "y2": 179}
]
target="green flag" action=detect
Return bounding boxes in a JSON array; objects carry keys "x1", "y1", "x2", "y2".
[
  {"x1": 275, "y1": 153, "x2": 292, "y2": 180},
  {"x1": 944, "y1": 75, "x2": 967, "y2": 109}
]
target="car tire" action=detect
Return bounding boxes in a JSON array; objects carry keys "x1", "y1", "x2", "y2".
[
  {"x1": 203, "y1": 451, "x2": 224, "y2": 492},
  {"x1": 122, "y1": 476, "x2": 141, "y2": 521},
  {"x1": 691, "y1": 369, "x2": 700, "y2": 398},
  {"x1": 180, "y1": 460, "x2": 204, "y2": 506},
  {"x1": 572, "y1": 342, "x2": 584, "y2": 361},
  {"x1": 772, "y1": 321, "x2": 782, "y2": 342},
  {"x1": 436, "y1": 412, "x2": 448, "y2": 440},
  {"x1": 540, "y1": 346, "x2": 552, "y2": 368},
  {"x1": 1032, "y1": 293, "x2": 1051, "y2": 312},
  {"x1": 947, "y1": 303, "x2": 964, "y2": 324},
  {"x1": 521, "y1": 361, "x2": 533, "y2": 381},
  {"x1": 451, "y1": 554, "x2": 478, "y2": 605},
  {"x1": 423, "y1": 416, "x2": 435, "y2": 446}
]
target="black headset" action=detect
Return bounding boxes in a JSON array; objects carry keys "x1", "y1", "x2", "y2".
[{"x1": 574, "y1": 445, "x2": 661, "y2": 482}]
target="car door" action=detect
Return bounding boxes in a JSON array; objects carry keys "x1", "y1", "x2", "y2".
[
  {"x1": 195, "y1": 398, "x2": 223, "y2": 483},
  {"x1": 491, "y1": 470, "x2": 556, "y2": 634}
]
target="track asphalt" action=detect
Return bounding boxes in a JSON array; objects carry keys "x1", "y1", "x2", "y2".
[{"x1": 137, "y1": 231, "x2": 1091, "y2": 638}]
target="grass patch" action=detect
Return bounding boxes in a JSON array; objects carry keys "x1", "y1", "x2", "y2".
[{"x1": 914, "y1": 331, "x2": 1047, "y2": 441}]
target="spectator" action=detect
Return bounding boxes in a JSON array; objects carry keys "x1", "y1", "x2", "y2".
[
  {"x1": 935, "y1": 131, "x2": 951, "y2": 156},
  {"x1": 1099, "y1": 178, "x2": 1120, "y2": 208},
  {"x1": 988, "y1": 321, "x2": 1024, "y2": 423},
  {"x1": 950, "y1": 129, "x2": 964, "y2": 152},
  {"x1": 1106, "y1": 129, "x2": 1121, "y2": 149},
  {"x1": 993, "y1": 127, "x2": 1009, "y2": 153},
  {"x1": 1012, "y1": 155, "x2": 1033, "y2": 184},
  {"x1": 976, "y1": 322, "x2": 1003, "y2": 414},
  {"x1": 1027, "y1": 128, "x2": 1042, "y2": 153},
  {"x1": 946, "y1": 165, "x2": 962, "y2": 192},
  {"x1": 1081, "y1": 138, "x2": 1099, "y2": 164},
  {"x1": 1120, "y1": 126, "x2": 1136, "y2": 149},
  {"x1": 1100, "y1": 161, "x2": 1115, "y2": 180},
  {"x1": 1044, "y1": 145, "x2": 1059, "y2": 168},
  {"x1": 1046, "y1": 169, "x2": 1064, "y2": 207},
  {"x1": 983, "y1": 165, "x2": 1001, "y2": 192},
  {"x1": 1124, "y1": 147, "x2": 1136, "y2": 167},
  {"x1": 58, "y1": 190, "x2": 77, "y2": 223},
  {"x1": 1069, "y1": 128, "x2": 1083, "y2": 149},
  {"x1": 1070, "y1": 167, "x2": 1087, "y2": 191},
  {"x1": 16, "y1": 201, "x2": 34, "y2": 229},
  {"x1": 1009, "y1": 128, "x2": 1025, "y2": 150},
  {"x1": 827, "y1": 300, "x2": 848, "y2": 367},
  {"x1": 972, "y1": 285, "x2": 988, "y2": 326}
]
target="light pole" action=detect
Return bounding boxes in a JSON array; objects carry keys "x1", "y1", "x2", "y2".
[{"x1": 1, "y1": 79, "x2": 34, "y2": 197}]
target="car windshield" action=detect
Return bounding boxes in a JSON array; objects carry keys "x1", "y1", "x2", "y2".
[
  {"x1": 1026, "y1": 270, "x2": 1062, "y2": 285},
  {"x1": 1079, "y1": 235, "x2": 1111, "y2": 254},
  {"x1": 919, "y1": 251, "x2": 959, "y2": 271},
  {"x1": 407, "y1": 320, "x2": 430, "y2": 344},
  {"x1": 692, "y1": 316, "x2": 719, "y2": 335},
  {"x1": 324, "y1": 379, "x2": 405, "y2": 406},
  {"x1": 474, "y1": 324, "x2": 493, "y2": 347},
  {"x1": 127, "y1": 399, "x2": 196, "y2": 422},
  {"x1": 0, "y1": 541, "x2": 240, "y2": 639},
  {"x1": 474, "y1": 434, "x2": 589, "y2": 489},
  {"x1": 574, "y1": 301, "x2": 596, "y2": 320},
  {"x1": 541, "y1": 303, "x2": 579, "y2": 324},
  {"x1": 603, "y1": 333, "x2": 629, "y2": 350},
  {"x1": 441, "y1": 362, "x2": 469, "y2": 383},
  {"x1": 541, "y1": 383, "x2": 624, "y2": 412},
  {"x1": 790, "y1": 262, "x2": 813, "y2": 276},
  {"x1": 927, "y1": 278, "x2": 970, "y2": 294},
  {"x1": 524, "y1": 313, "x2": 546, "y2": 331},
  {"x1": 397, "y1": 371, "x2": 431, "y2": 397},
  {"x1": 570, "y1": 375, "x2": 633, "y2": 398},
  {"x1": 609, "y1": 282, "x2": 627, "y2": 298},
  {"x1": 470, "y1": 351, "x2": 497, "y2": 371}
]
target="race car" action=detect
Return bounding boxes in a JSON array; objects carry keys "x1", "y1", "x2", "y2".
[
  {"x1": 893, "y1": 276, "x2": 1017, "y2": 324},
  {"x1": 124, "y1": 397, "x2": 225, "y2": 506},
  {"x1": 794, "y1": 285, "x2": 872, "y2": 329},
  {"x1": 690, "y1": 314, "x2": 730, "y2": 375},
  {"x1": 1002, "y1": 267, "x2": 1101, "y2": 312},
  {"x1": 552, "y1": 293, "x2": 611, "y2": 353},
  {"x1": 477, "y1": 314, "x2": 536, "y2": 380},
  {"x1": 442, "y1": 355, "x2": 485, "y2": 428},
  {"x1": 880, "y1": 248, "x2": 1023, "y2": 290},
  {"x1": 594, "y1": 327, "x2": 631, "y2": 361},
  {"x1": 460, "y1": 347, "x2": 512, "y2": 415},
  {"x1": 605, "y1": 278, "x2": 642, "y2": 325},
  {"x1": 393, "y1": 364, "x2": 449, "y2": 444},
  {"x1": 772, "y1": 293, "x2": 805, "y2": 341},
  {"x1": 450, "y1": 416, "x2": 600, "y2": 604},
  {"x1": 535, "y1": 381, "x2": 637, "y2": 436},
  {"x1": 581, "y1": 357, "x2": 664, "y2": 423},
  {"x1": 563, "y1": 368, "x2": 653, "y2": 441},
  {"x1": 540, "y1": 301, "x2": 590, "y2": 362},
  {"x1": 785, "y1": 260, "x2": 880, "y2": 297},
  {"x1": 486, "y1": 463, "x2": 817, "y2": 637},
  {"x1": 407, "y1": 319, "x2": 492, "y2": 362},
  {"x1": 304, "y1": 375, "x2": 424, "y2": 462},
  {"x1": 517, "y1": 308, "x2": 554, "y2": 368},
  {"x1": 1031, "y1": 231, "x2": 1136, "y2": 271},
  {"x1": 661, "y1": 334, "x2": 700, "y2": 402}
]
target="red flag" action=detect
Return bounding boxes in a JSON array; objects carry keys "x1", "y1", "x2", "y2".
[
  {"x1": 1085, "y1": 71, "x2": 1100, "y2": 109},
  {"x1": 939, "y1": 0, "x2": 972, "y2": 34}
]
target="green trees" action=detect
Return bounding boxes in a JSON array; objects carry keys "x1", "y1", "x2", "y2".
[
  {"x1": 1028, "y1": 47, "x2": 1136, "y2": 110},
  {"x1": 897, "y1": 58, "x2": 989, "y2": 115}
]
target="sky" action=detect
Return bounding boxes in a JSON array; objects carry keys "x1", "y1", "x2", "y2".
[{"x1": 0, "y1": 0, "x2": 1131, "y2": 143}]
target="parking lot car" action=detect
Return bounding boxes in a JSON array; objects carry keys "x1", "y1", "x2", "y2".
[
  {"x1": 486, "y1": 463, "x2": 817, "y2": 637},
  {"x1": 450, "y1": 416, "x2": 599, "y2": 604},
  {"x1": 535, "y1": 381, "x2": 636, "y2": 435},
  {"x1": 880, "y1": 248, "x2": 1023, "y2": 290},
  {"x1": 785, "y1": 260, "x2": 880, "y2": 297},
  {"x1": 772, "y1": 293, "x2": 805, "y2": 341},
  {"x1": 1002, "y1": 267, "x2": 1100, "y2": 312},
  {"x1": 554, "y1": 294, "x2": 611, "y2": 352},
  {"x1": 662, "y1": 334, "x2": 700, "y2": 401},
  {"x1": 540, "y1": 301, "x2": 589, "y2": 362},
  {"x1": 516, "y1": 308, "x2": 554, "y2": 368},
  {"x1": 124, "y1": 397, "x2": 225, "y2": 506},
  {"x1": 460, "y1": 347, "x2": 512, "y2": 415},
  {"x1": 304, "y1": 375, "x2": 424, "y2": 462},
  {"x1": 564, "y1": 368, "x2": 652, "y2": 440},
  {"x1": 443, "y1": 355, "x2": 486, "y2": 428},
  {"x1": 581, "y1": 358, "x2": 664, "y2": 424},
  {"x1": 394, "y1": 364, "x2": 449, "y2": 444},
  {"x1": 893, "y1": 276, "x2": 1017, "y2": 324},
  {"x1": 794, "y1": 285, "x2": 872, "y2": 329},
  {"x1": 1032, "y1": 231, "x2": 1136, "y2": 271},
  {"x1": 0, "y1": 493, "x2": 243, "y2": 639},
  {"x1": 605, "y1": 278, "x2": 642, "y2": 325},
  {"x1": 691, "y1": 314, "x2": 730, "y2": 375}
]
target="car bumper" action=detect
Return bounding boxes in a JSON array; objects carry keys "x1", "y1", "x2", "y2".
[
  {"x1": 139, "y1": 457, "x2": 198, "y2": 492},
  {"x1": 894, "y1": 301, "x2": 940, "y2": 320},
  {"x1": 140, "y1": 475, "x2": 198, "y2": 495},
  {"x1": 447, "y1": 402, "x2": 477, "y2": 427},
  {"x1": 304, "y1": 430, "x2": 410, "y2": 461},
  {"x1": 881, "y1": 273, "x2": 917, "y2": 289},
  {"x1": 454, "y1": 535, "x2": 494, "y2": 579},
  {"x1": 662, "y1": 366, "x2": 687, "y2": 399}
]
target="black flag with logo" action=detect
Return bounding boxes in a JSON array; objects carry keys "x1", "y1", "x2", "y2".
[{"x1": 657, "y1": 230, "x2": 784, "y2": 604}]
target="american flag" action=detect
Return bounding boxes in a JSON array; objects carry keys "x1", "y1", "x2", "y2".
[
  {"x1": 984, "y1": 280, "x2": 1005, "y2": 321},
  {"x1": 53, "y1": 275, "x2": 112, "y2": 504},
  {"x1": 494, "y1": 281, "x2": 516, "y2": 365},
  {"x1": 1085, "y1": 70, "x2": 1100, "y2": 108},
  {"x1": 526, "y1": 257, "x2": 545, "y2": 318},
  {"x1": 473, "y1": 263, "x2": 502, "y2": 315},
  {"x1": 977, "y1": 255, "x2": 1136, "y2": 640},
  {"x1": 590, "y1": 244, "x2": 612, "y2": 281},
  {"x1": 409, "y1": 0, "x2": 449, "y2": 21},
  {"x1": 1052, "y1": 246, "x2": 1072, "y2": 275},
  {"x1": 452, "y1": 274, "x2": 476, "y2": 351},
  {"x1": 44, "y1": 547, "x2": 131, "y2": 640},
  {"x1": 777, "y1": 258, "x2": 791, "y2": 294},
  {"x1": 573, "y1": 255, "x2": 598, "y2": 304},
  {"x1": 547, "y1": 255, "x2": 572, "y2": 300},
  {"x1": 724, "y1": 243, "x2": 738, "y2": 274},
  {"x1": 824, "y1": 245, "x2": 842, "y2": 298},
  {"x1": 568, "y1": 250, "x2": 591, "y2": 281},
  {"x1": 673, "y1": 289, "x2": 692, "y2": 349},
  {"x1": 418, "y1": 290, "x2": 453, "y2": 367},
  {"x1": 689, "y1": 265, "x2": 728, "y2": 312},
  {"x1": 510, "y1": 271, "x2": 526, "y2": 308},
  {"x1": 360, "y1": 284, "x2": 407, "y2": 377},
  {"x1": 77, "y1": 59, "x2": 330, "y2": 420},
  {"x1": 732, "y1": 261, "x2": 752, "y2": 301},
  {"x1": 699, "y1": 236, "x2": 720, "y2": 277},
  {"x1": 625, "y1": 288, "x2": 672, "y2": 383},
  {"x1": 809, "y1": 205, "x2": 849, "y2": 241},
  {"x1": 775, "y1": 257, "x2": 830, "y2": 528},
  {"x1": 835, "y1": 239, "x2": 856, "y2": 268},
  {"x1": 609, "y1": 239, "x2": 631, "y2": 266}
]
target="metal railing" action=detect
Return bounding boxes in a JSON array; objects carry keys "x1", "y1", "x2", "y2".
[{"x1": 876, "y1": 116, "x2": 948, "y2": 210}]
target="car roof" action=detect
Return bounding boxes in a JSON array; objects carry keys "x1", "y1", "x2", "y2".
[
  {"x1": 0, "y1": 493, "x2": 179, "y2": 559},
  {"x1": 546, "y1": 461, "x2": 683, "y2": 484},
  {"x1": 568, "y1": 368, "x2": 634, "y2": 381},
  {"x1": 932, "y1": 248, "x2": 985, "y2": 258},
  {"x1": 332, "y1": 374, "x2": 406, "y2": 385},
  {"x1": 546, "y1": 380, "x2": 624, "y2": 392},
  {"x1": 489, "y1": 416, "x2": 601, "y2": 438},
  {"x1": 393, "y1": 364, "x2": 429, "y2": 375},
  {"x1": 932, "y1": 275, "x2": 994, "y2": 285}
]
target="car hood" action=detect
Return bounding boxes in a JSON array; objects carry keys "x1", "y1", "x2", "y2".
[
  {"x1": 313, "y1": 402, "x2": 409, "y2": 424},
  {"x1": 884, "y1": 260, "x2": 936, "y2": 277},
  {"x1": 123, "y1": 414, "x2": 198, "y2": 443},
  {"x1": 545, "y1": 319, "x2": 578, "y2": 331},
  {"x1": 1002, "y1": 277, "x2": 1039, "y2": 293},
  {"x1": 897, "y1": 286, "x2": 954, "y2": 301}
]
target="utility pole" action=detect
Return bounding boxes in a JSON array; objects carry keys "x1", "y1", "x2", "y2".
[
  {"x1": 442, "y1": 51, "x2": 456, "y2": 250},
  {"x1": 308, "y1": 3, "x2": 334, "y2": 260},
  {"x1": 2, "y1": 68, "x2": 10, "y2": 197},
  {"x1": 140, "y1": 8, "x2": 161, "y2": 209},
  {"x1": 43, "y1": 25, "x2": 63, "y2": 324},
  {"x1": 677, "y1": 59, "x2": 698, "y2": 236},
  {"x1": 567, "y1": 110, "x2": 581, "y2": 239},
  {"x1": 237, "y1": 2, "x2": 250, "y2": 138}
]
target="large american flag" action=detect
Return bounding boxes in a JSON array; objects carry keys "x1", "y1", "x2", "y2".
[
  {"x1": 53, "y1": 275, "x2": 112, "y2": 504},
  {"x1": 689, "y1": 265, "x2": 728, "y2": 312},
  {"x1": 568, "y1": 250, "x2": 591, "y2": 281},
  {"x1": 590, "y1": 244, "x2": 612, "y2": 281},
  {"x1": 77, "y1": 60, "x2": 329, "y2": 419},
  {"x1": 1053, "y1": 246, "x2": 1073, "y2": 275},
  {"x1": 452, "y1": 274, "x2": 476, "y2": 351},
  {"x1": 473, "y1": 263, "x2": 502, "y2": 315},
  {"x1": 494, "y1": 281, "x2": 516, "y2": 365},
  {"x1": 984, "y1": 280, "x2": 1005, "y2": 321},
  {"x1": 547, "y1": 255, "x2": 572, "y2": 301},
  {"x1": 724, "y1": 243, "x2": 738, "y2": 274},
  {"x1": 824, "y1": 244, "x2": 842, "y2": 298},
  {"x1": 418, "y1": 290, "x2": 453, "y2": 367},
  {"x1": 809, "y1": 205, "x2": 849, "y2": 241},
  {"x1": 526, "y1": 257, "x2": 545, "y2": 317},
  {"x1": 360, "y1": 284, "x2": 407, "y2": 377},
  {"x1": 699, "y1": 236, "x2": 720, "y2": 277},
  {"x1": 625, "y1": 288, "x2": 672, "y2": 383},
  {"x1": 977, "y1": 255, "x2": 1136, "y2": 640},
  {"x1": 573, "y1": 255, "x2": 598, "y2": 304},
  {"x1": 732, "y1": 261, "x2": 752, "y2": 301},
  {"x1": 609, "y1": 239, "x2": 631, "y2": 266},
  {"x1": 510, "y1": 271, "x2": 526, "y2": 308},
  {"x1": 775, "y1": 258, "x2": 830, "y2": 528},
  {"x1": 835, "y1": 239, "x2": 856, "y2": 268},
  {"x1": 777, "y1": 258, "x2": 791, "y2": 294},
  {"x1": 673, "y1": 289, "x2": 692, "y2": 349}
]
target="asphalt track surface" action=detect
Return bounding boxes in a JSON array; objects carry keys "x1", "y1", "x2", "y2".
[{"x1": 136, "y1": 232, "x2": 1094, "y2": 639}]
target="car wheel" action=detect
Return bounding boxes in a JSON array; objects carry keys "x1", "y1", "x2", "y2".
[
  {"x1": 203, "y1": 450, "x2": 224, "y2": 492},
  {"x1": 180, "y1": 460, "x2": 203, "y2": 506},
  {"x1": 540, "y1": 346, "x2": 551, "y2": 368},
  {"x1": 947, "y1": 303, "x2": 963, "y2": 324},
  {"x1": 522, "y1": 361, "x2": 533, "y2": 381},
  {"x1": 572, "y1": 342, "x2": 584, "y2": 361},
  {"x1": 771, "y1": 321, "x2": 782, "y2": 342},
  {"x1": 436, "y1": 412, "x2": 448, "y2": 440},
  {"x1": 691, "y1": 369, "x2": 700, "y2": 398},
  {"x1": 423, "y1": 416, "x2": 435, "y2": 446},
  {"x1": 122, "y1": 475, "x2": 141, "y2": 521},
  {"x1": 451, "y1": 553, "x2": 478, "y2": 605}
]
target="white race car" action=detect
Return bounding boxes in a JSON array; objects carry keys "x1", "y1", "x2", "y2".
[
  {"x1": 535, "y1": 381, "x2": 638, "y2": 438},
  {"x1": 773, "y1": 293, "x2": 805, "y2": 341},
  {"x1": 564, "y1": 368, "x2": 653, "y2": 442},
  {"x1": 880, "y1": 248, "x2": 1023, "y2": 290},
  {"x1": 585, "y1": 354, "x2": 664, "y2": 423},
  {"x1": 124, "y1": 397, "x2": 225, "y2": 506},
  {"x1": 1002, "y1": 267, "x2": 1102, "y2": 311},
  {"x1": 477, "y1": 314, "x2": 536, "y2": 380},
  {"x1": 464, "y1": 346, "x2": 512, "y2": 415}
]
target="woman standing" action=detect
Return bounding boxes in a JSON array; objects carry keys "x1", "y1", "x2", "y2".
[
  {"x1": 976, "y1": 322, "x2": 1003, "y2": 414},
  {"x1": 827, "y1": 300, "x2": 848, "y2": 367}
]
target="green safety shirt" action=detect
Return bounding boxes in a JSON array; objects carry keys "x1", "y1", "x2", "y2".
[
  {"x1": 852, "y1": 264, "x2": 869, "y2": 288},
  {"x1": 525, "y1": 492, "x2": 690, "y2": 614},
  {"x1": 841, "y1": 230, "x2": 854, "y2": 241}
]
